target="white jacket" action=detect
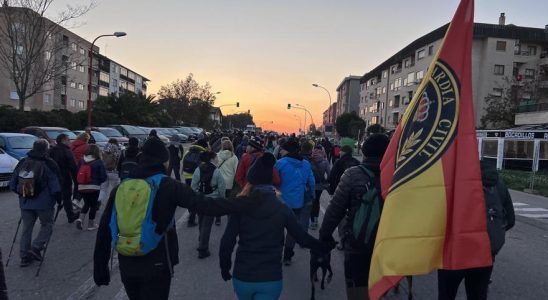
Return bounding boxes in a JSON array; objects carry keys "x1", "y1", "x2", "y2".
[{"x1": 216, "y1": 150, "x2": 239, "y2": 190}]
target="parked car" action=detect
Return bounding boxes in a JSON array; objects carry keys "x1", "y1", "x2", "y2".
[
  {"x1": 73, "y1": 130, "x2": 109, "y2": 150},
  {"x1": 174, "y1": 127, "x2": 198, "y2": 141},
  {"x1": 0, "y1": 133, "x2": 37, "y2": 160},
  {"x1": 0, "y1": 148, "x2": 18, "y2": 189},
  {"x1": 21, "y1": 126, "x2": 77, "y2": 145},
  {"x1": 155, "y1": 128, "x2": 188, "y2": 143},
  {"x1": 106, "y1": 125, "x2": 148, "y2": 143},
  {"x1": 140, "y1": 127, "x2": 170, "y2": 144},
  {"x1": 92, "y1": 127, "x2": 129, "y2": 146}
]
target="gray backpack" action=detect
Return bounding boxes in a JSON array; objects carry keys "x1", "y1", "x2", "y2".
[{"x1": 16, "y1": 159, "x2": 46, "y2": 198}]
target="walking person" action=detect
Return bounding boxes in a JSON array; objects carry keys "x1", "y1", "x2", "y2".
[
  {"x1": 93, "y1": 138, "x2": 258, "y2": 300},
  {"x1": 327, "y1": 142, "x2": 359, "y2": 195},
  {"x1": 219, "y1": 152, "x2": 336, "y2": 300},
  {"x1": 318, "y1": 133, "x2": 389, "y2": 300},
  {"x1": 235, "y1": 138, "x2": 280, "y2": 189},
  {"x1": 167, "y1": 135, "x2": 184, "y2": 181},
  {"x1": 118, "y1": 137, "x2": 140, "y2": 181},
  {"x1": 274, "y1": 138, "x2": 315, "y2": 266},
  {"x1": 308, "y1": 145, "x2": 330, "y2": 230},
  {"x1": 437, "y1": 160, "x2": 515, "y2": 300},
  {"x1": 99, "y1": 139, "x2": 121, "y2": 205},
  {"x1": 75, "y1": 145, "x2": 107, "y2": 231},
  {"x1": 191, "y1": 151, "x2": 226, "y2": 259},
  {"x1": 71, "y1": 133, "x2": 90, "y2": 163},
  {"x1": 48, "y1": 133, "x2": 79, "y2": 223},
  {"x1": 182, "y1": 139, "x2": 209, "y2": 227},
  {"x1": 235, "y1": 136, "x2": 249, "y2": 160},
  {"x1": 9, "y1": 139, "x2": 61, "y2": 267},
  {"x1": 216, "y1": 140, "x2": 239, "y2": 226}
]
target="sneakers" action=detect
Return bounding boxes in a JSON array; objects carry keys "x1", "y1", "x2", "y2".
[
  {"x1": 283, "y1": 258, "x2": 292, "y2": 266},
  {"x1": 198, "y1": 250, "x2": 211, "y2": 259},
  {"x1": 19, "y1": 257, "x2": 33, "y2": 268},
  {"x1": 75, "y1": 219, "x2": 83, "y2": 230},
  {"x1": 28, "y1": 248, "x2": 43, "y2": 262},
  {"x1": 87, "y1": 221, "x2": 98, "y2": 231}
]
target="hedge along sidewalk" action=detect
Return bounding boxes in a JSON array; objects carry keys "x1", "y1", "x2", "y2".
[{"x1": 499, "y1": 169, "x2": 548, "y2": 197}]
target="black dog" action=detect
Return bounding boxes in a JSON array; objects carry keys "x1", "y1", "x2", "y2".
[{"x1": 310, "y1": 250, "x2": 333, "y2": 300}]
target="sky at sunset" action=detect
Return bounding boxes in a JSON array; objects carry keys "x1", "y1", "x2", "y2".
[{"x1": 50, "y1": 0, "x2": 548, "y2": 133}]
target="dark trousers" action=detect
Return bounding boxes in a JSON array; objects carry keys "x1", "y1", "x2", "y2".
[
  {"x1": 283, "y1": 208, "x2": 303, "y2": 260},
  {"x1": 0, "y1": 248, "x2": 7, "y2": 300},
  {"x1": 198, "y1": 214, "x2": 214, "y2": 251},
  {"x1": 20, "y1": 209, "x2": 54, "y2": 258},
  {"x1": 344, "y1": 249, "x2": 372, "y2": 300},
  {"x1": 185, "y1": 179, "x2": 197, "y2": 224},
  {"x1": 437, "y1": 267, "x2": 493, "y2": 300},
  {"x1": 311, "y1": 190, "x2": 323, "y2": 220},
  {"x1": 61, "y1": 184, "x2": 76, "y2": 220},
  {"x1": 215, "y1": 189, "x2": 232, "y2": 224},
  {"x1": 122, "y1": 274, "x2": 171, "y2": 300},
  {"x1": 167, "y1": 163, "x2": 181, "y2": 181},
  {"x1": 80, "y1": 191, "x2": 100, "y2": 220}
]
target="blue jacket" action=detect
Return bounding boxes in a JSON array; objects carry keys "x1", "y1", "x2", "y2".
[
  {"x1": 78, "y1": 156, "x2": 107, "y2": 192},
  {"x1": 275, "y1": 154, "x2": 315, "y2": 209},
  {"x1": 10, "y1": 151, "x2": 61, "y2": 210}
]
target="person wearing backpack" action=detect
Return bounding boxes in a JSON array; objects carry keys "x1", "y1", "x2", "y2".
[
  {"x1": 71, "y1": 133, "x2": 90, "y2": 163},
  {"x1": 9, "y1": 139, "x2": 62, "y2": 267},
  {"x1": 327, "y1": 142, "x2": 359, "y2": 196},
  {"x1": 75, "y1": 144, "x2": 107, "y2": 231},
  {"x1": 219, "y1": 153, "x2": 336, "y2": 300},
  {"x1": 118, "y1": 137, "x2": 140, "y2": 180},
  {"x1": 235, "y1": 138, "x2": 281, "y2": 189},
  {"x1": 182, "y1": 138, "x2": 208, "y2": 227},
  {"x1": 308, "y1": 145, "x2": 330, "y2": 230},
  {"x1": 167, "y1": 135, "x2": 184, "y2": 181},
  {"x1": 318, "y1": 133, "x2": 389, "y2": 300},
  {"x1": 99, "y1": 139, "x2": 121, "y2": 205},
  {"x1": 93, "y1": 137, "x2": 258, "y2": 299},
  {"x1": 191, "y1": 151, "x2": 226, "y2": 259},
  {"x1": 216, "y1": 140, "x2": 239, "y2": 226},
  {"x1": 48, "y1": 133, "x2": 79, "y2": 223},
  {"x1": 275, "y1": 138, "x2": 316, "y2": 266},
  {"x1": 437, "y1": 161, "x2": 515, "y2": 300}
]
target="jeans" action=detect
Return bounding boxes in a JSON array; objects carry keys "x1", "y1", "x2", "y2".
[
  {"x1": 122, "y1": 273, "x2": 171, "y2": 300},
  {"x1": 283, "y1": 208, "x2": 303, "y2": 260},
  {"x1": 99, "y1": 172, "x2": 120, "y2": 203},
  {"x1": 167, "y1": 163, "x2": 181, "y2": 181},
  {"x1": 80, "y1": 191, "x2": 100, "y2": 220},
  {"x1": 20, "y1": 208, "x2": 54, "y2": 258},
  {"x1": 437, "y1": 267, "x2": 493, "y2": 300},
  {"x1": 198, "y1": 214, "x2": 214, "y2": 251},
  {"x1": 233, "y1": 278, "x2": 283, "y2": 300}
]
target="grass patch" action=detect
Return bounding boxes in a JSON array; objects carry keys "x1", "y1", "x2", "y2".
[{"x1": 499, "y1": 169, "x2": 548, "y2": 197}]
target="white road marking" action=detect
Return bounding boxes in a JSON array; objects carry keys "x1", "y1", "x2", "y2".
[
  {"x1": 514, "y1": 208, "x2": 548, "y2": 212},
  {"x1": 517, "y1": 214, "x2": 548, "y2": 219},
  {"x1": 513, "y1": 202, "x2": 528, "y2": 207}
]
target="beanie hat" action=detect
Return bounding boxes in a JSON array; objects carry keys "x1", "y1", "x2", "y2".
[
  {"x1": 281, "y1": 138, "x2": 299, "y2": 154},
  {"x1": 200, "y1": 151, "x2": 216, "y2": 163},
  {"x1": 247, "y1": 153, "x2": 276, "y2": 185},
  {"x1": 300, "y1": 141, "x2": 314, "y2": 154},
  {"x1": 141, "y1": 137, "x2": 169, "y2": 164},
  {"x1": 196, "y1": 138, "x2": 209, "y2": 149},
  {"x1": 361, "y1": 133, "x2": 390, "y2": 158},
  {"x1": 128, "y1": 137, "x2": 139, "y2": 148},
  {"x1": 248, "y1": 138, "x2": 263, "y2": 151}
]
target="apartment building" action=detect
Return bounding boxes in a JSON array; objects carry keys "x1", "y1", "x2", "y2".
[
  {"x1": 322, "y1": 102, "x2": 337, "y2": 132},
  {"x1": 0, "y1": 5, "x2": 148, "y2": 112},
  {"x1": 336, "y1": 76, "x2": 361, "y2": 118},
  {"x1": 359, "y1": 14, "x2": 548, "y2": 130}
]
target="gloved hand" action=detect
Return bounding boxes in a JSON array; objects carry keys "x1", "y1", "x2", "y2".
[
  {"x1": 94, "y1": 268, "x2": 110, "y2": 286},
  {"x1": 221, "y1": 269, "x2": 232, "y2": 281}
]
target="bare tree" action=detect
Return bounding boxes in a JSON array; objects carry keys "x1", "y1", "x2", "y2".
[{"x1": 0, "y1": 0, "x2": 94, "y2": 111}]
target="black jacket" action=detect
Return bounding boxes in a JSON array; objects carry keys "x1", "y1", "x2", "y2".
[
  {"x1": 481, "y1": 162, "x2": 515, "y2": 231},
  {"x1": 167, "y1": 144, "x2": 184, "y2": 165},
  {"x1": 219, "y1": 185, "x2": 323, "y2": 282},
  {"x1": 327, "y1": 152, "x2": 359, "y2": 194},
  {"x1": 93, "y1": 162, "x2": 258, "y2": 286},
  {"x1": 117, "y1": 147, "x2": 139, "y2": 175},
  {"x1": 48, "y1": 143, "x2": 77, "y2": 186},
  {"x1": 320, "y1": 157, "x2": 381, "y2": 252}
]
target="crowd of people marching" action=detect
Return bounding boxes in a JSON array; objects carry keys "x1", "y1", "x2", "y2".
[{"x1": 2, "y1": 123, "x2": 515, "y2": 300}]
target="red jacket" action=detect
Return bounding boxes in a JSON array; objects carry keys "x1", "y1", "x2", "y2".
[
  {"x1": 71, "y1": 140, "x2": 88, "y2": 163},
  {"x1": 235, "y1": 151, "x2": 280, "y2": 188}
]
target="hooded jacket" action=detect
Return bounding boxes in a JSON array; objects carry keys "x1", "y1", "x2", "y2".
[
  {"x1": 182, "y1": 144, "x2": 207, "y2": 180},
  {"x1": 70, "y1": 139, "x2": 88, "y2": 163},
  {"x1": 48, "y1": 142, "x2": 78, "y2": 186},
  {"x1": 481, "y1": 162, "x2": 515, "y2": 231},
  {"x1": 93, "y1": 162, "x2": 260, "y2": 286},
  {"x1": 217, "y1": 150, "x2": 239, "y2": 190},
  {"x1": 327, "y1": 152, "x2": 359, "y2": 195},
  {"x1": 235, "y1": 151, "x2": 281, "y2": 188},
  {"x1": 77, "y1": 156, "x2": 107, "y2": 192},
  {"x1": 10, "y1": 150, "x2": 61, "y2": 210},
  {"x1": 275, "y1": 153, "x2": 315, "y2": 209},
  {"x1": 219, "y1": 185, "x2": 324, "y2": 282},
  {"x1": 191, "y1": 162, "x2": 226, "y2": 199}
]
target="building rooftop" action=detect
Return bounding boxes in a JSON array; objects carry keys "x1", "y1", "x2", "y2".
[{"x1": 336, "y1": 75, "x2": 362, "y2": 91}]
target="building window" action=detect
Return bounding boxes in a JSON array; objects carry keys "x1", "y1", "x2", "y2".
[
  {"x1": 525, "y1": 69, "x2": 535, "y2": 79},
  {"x1": 416, "y1": 70, "x2": 424, "y2": 81},
  {"x1": 527, "y1": 46, "x2": 537, "y2": 56},
  {"x1": 491, "y1": 88, "x2": 503, "y2": 97},
  {"x1": 494, "y1": 64, "x2": 505, "y2": 75},
  {"x1": 417, "y1": 49, "x2": 426, "y2": 60},
  {"x1": 120, "y1": 67, "x2": 128, "y2": 77},
  {"x1": 390, "y1": 83, "x2": 394, "y2": 91},
  {"x1": 79, "y1": 47, "x2": 85, "y2": 55},
  {"x1": 43, "y1": 94, "x2": 51, "y2": 105},
  {"x1": 394, "y1": 78, "x2": 402, "y2": 89},
  {"x1": 70, "y1": 99, "x2": 76, "y2": 107},
  {"x1": 70, "y1": 62, "x2": 77, "y2": 70},
  {"x1": 99, "y1": 86, "x2": 109, "y2": 96},
  {"x1": 70, "y1": 82, "x2": 76, "y2": 89},
  {"x1": 78, "y1": 65, "x2": 85, "y2": 73},
  {"x1": 514, "y1": 40, "x2": 521, "y2": 55},
  {"x1": 428, "y1": 45, "x2": 434, "y2": 56},
  {"x1": 78, "y1": 83, "x2": 84, "y2": 90},
  {"x1": 404, "y1": 59, "x2": 411, "y2": 68},
  {"x1": 392, "y1": 112, "x2": 400, "y2": 125},
  {"x1": 382, "y1": 87, "x2": 386, "y2": 94},
  {"x1": 128, "y1": 71, "x2": 136, "y2": 80},
  {"x1": 496, "y1": 41, "x2": 506, "y2": 51},
  {"x1": 383, "y1": 71, "x2": 387, "y2": 78},
  {"x1": 78, "y1": 101, "x2": 84, "y2": 109},
  {"x1": 361, "y1": 84, "x2": 364, "y2": 91},
  {"x1": 407, "y1": 72, "x2": 415, "y2": 86},
  {"x1": 100, "y1": 72, "x2": 110, "y2": 83},
  {"x1": 71, "y1": 42, "x2": 77, "y2": 51}
]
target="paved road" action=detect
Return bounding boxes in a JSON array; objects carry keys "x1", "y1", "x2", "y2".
[{"x1": 1, "y1": 186, "x2": 547, "y2": 299}]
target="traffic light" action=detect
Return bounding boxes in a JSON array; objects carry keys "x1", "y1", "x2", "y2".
[
  {"x1": 287, "y1": 103, "x2": 291, "y2": 109},
  {"x1": 236, "y1": 102, "x2": 240, "y2": 107}
]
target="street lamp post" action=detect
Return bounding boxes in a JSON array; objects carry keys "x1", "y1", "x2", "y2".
[
  {"x1": 293, "y1": 114, "x2": 302, "y2": 133},
  {"x1": 87, "y1": 32, "x2": 126, "y2": 128},
  {"x1": 294, "y1": 104, "x2": 314, "y2": 132},
  {"x1": 312, "y1": 83, "x2": 332, "y2": 132}
]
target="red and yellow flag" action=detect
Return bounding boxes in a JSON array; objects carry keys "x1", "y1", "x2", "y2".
[{"x1": 369, "y1": 0, "x2": 492, "y2": 298}]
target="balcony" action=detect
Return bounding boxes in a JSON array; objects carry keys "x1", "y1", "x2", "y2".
[{"x1": 540, "y1": 56, "x2": 548, "y2": 67}]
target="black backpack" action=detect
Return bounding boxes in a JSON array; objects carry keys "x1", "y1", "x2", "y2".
[
  {"x1": 350, "y1": 166, "x2": 383, "y2": 247},
  {"x1": 16, "y1": 158, "x2": 46, "y2": 198},
  {"x1": 198, "y1": 163, "x2": 217, "y2": 195},
  {"x1": 183, "y1": 149, "x2": 202, "y2": 174},
  {"x1": 484, "y1": 183, "x2": 508, "y2": 256},
  {"x1": 120, "y1": 150, "x2": 138, "y2": 180}
]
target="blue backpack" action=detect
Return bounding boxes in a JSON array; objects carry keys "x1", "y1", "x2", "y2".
[{"x1": 109, "y1": 174, "x2": 174, "y2": 256}]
